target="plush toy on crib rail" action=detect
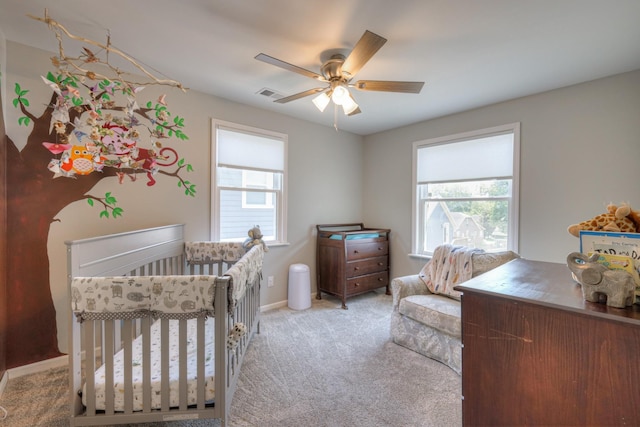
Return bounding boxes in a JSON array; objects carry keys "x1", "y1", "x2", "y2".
[
  {"x1": 243, "y1": 225, "x2": 269, "y2": 252},
  {"x1": 567, "y1": 202, "x2": 640, "y2": 237}
]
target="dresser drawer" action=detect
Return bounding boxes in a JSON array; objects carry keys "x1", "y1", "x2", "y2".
[
  {"x1": 346, "y1": 241, "x2": 388, "y2": 261},
  {"x1": 346, "y1": 256, "x2": 388, "y2": 278},
  {"x1": 346, "y1": 271, "x2": 389, "y2": 295}
]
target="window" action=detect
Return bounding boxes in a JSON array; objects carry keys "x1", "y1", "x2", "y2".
[
  {"x1": 212, "y1": 120, "x2": 287, "y2": 244},
  {"x1": 412, "y1": 123, "x2": 519, "y2": 256}
]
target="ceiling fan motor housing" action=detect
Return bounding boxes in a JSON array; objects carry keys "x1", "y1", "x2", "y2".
[{"x1": 321, "y1": 54, "x2": 349, "y2": 82}]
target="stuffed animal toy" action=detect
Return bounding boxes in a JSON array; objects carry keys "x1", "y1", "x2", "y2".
[
  {"x1": 568, "y1": 202, "x2": 638, "y2": 237},
  {"x1": 226, "y1": 322, "x2": 248, "y2": 350},
  {"x1": 626, "y1": 205, "x2": 640, "y2": 232},
  {"x1": 567, "y1": 252, "x2": 635, "y2": 308},
  {"x1": 242, "y1": 225, "x2": 269, "y2": 252}
]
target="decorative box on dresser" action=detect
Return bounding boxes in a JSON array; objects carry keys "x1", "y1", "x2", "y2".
[
  {"x1": 316, "y1": 223, "x2": 390, "y2": 309},
  {"x1": 454, "y1": 258, "x2": 640, "y2": 426}
]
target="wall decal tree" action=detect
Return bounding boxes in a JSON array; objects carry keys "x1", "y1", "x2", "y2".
[{"x1": 5, "y1": 12, "x2": 196, "y2": 366}]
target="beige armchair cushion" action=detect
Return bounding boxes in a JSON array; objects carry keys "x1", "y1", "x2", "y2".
[{"x1": 399, "y1": 294, "x2": 461, "y2": 336}]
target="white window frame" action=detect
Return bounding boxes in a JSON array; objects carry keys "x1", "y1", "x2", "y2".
[
  {"x1": 211, "y1": 119, "x2": 288, "y2": 245},
  {"x1": 411, "y1": 123, "x2": 520, "y2": 257}
]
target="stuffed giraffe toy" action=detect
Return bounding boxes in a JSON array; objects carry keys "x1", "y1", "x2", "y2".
[{"x1": 568, "y1": 202, "x2": 640, "y2": 237}]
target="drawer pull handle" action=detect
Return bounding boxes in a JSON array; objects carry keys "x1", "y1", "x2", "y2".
[
  {"x1": 378, "y1": 247, "x2": 383, "y2": 251},
  {"x1": 378, "y1": 262, "x2": 384, "y2": 266},
  {"x1": 354, "y1": 267, "x2": 360, "y2": 271},
  {"x1": 354, "y1": 250, "x2": 359, "y2": 254},
  {"x1": 378, "y1": 278, "x2": 384, "y2": 281},
  {"x1": 354, "y1": 283, "x2": 360, "y2": 287}
]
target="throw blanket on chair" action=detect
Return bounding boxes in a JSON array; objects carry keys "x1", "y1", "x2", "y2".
[{"x1": 419, "y1": 244, "x2": 484, "y2": 300}]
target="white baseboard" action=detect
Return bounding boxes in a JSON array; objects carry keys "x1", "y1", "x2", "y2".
[
  {"x1": 261, "y1": 293, "x2": 318, "y2": 312},
  {"x1": 6, "y1": 355, "x2": 68, "y2": 380},
  {"x1": 261, "y1": 300, "x2": 288, "y2": 312}
]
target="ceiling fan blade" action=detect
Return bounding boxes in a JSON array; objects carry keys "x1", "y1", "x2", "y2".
[
  {"x1": 341, "y1": 30, "x2": 387, "y2": 78},
  {"x1": 274, "y1": 87, "x2": 327, "y2": 104},
  {"x1": 255, "y1": 53, "x2": 327, "y2": 82},
  {"x1": 354, "y1": 80, "x2": 425, "y2": 93}
]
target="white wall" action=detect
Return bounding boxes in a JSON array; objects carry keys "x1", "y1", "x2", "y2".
[
  {"x1": 6, "y1": 42, "x2": 364, "y2": 354},
  {"x1": 363, "y1": 70, "x2": 640, "y2": 279}
]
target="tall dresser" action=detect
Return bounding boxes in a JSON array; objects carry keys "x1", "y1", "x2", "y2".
[
  {"x1": 454, "y1": 258, "x2": 640, "y2": 426},
  {"x1": 316, "y1": 223, "x2": 390, "y2": 309}
]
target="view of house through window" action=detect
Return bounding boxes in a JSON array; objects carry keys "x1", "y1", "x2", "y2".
[
  {"x1": 212, "y1": 120, "x2": 287, "y2": 243},
  {"x1": 413, "y1": 123, "x2": 519, "y2": 256}
]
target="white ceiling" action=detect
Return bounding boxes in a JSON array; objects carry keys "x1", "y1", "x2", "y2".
[{"x1": 1, "y1": 0, "x2": 639, "y2": 135}]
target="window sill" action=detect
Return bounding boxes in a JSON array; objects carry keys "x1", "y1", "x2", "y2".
[{"x1": 409, "y1": 253, "x2": 432, "y2": 260}]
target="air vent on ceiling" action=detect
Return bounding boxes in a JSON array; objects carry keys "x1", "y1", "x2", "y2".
[{"x1": 256, "y1": 87, "x2": 284, "y2": 100}]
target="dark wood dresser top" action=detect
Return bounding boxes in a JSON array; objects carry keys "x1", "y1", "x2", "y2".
[{"x1": 454, "y1": 258, "x2": 640, "y2": 324}]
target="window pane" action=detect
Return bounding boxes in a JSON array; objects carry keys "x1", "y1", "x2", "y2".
[
  {"x1": 217, "y1": 166, "x2": 281, "y2": 190},
  {"x1": 246, "y1": 191, "x2": 267, "y2": 206},
  {"x1": 426, "y1": 179, "x2": 511, "y2": 199},
  {"x1": 219, "y1": 189, "x2": 277, "y2": 241},
  {"x1": 419, "y1": 193, "x2": 510, "y2": 253},
  {"x1": 419, "y1": 179, "x2": 512, "y2": 253}
]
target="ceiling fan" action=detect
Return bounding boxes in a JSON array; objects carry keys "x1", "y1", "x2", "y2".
[{"x1": 255, "y1": 30, "x2": 424, "y2": 116}]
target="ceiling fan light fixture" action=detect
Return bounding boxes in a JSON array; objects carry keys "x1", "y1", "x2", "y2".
[
  {"x1": 331, "y1": 85, "x2": 349, "y2": 106},
  {"x1": 312, "y1": 92, "x2": 331, "y2": 112},
  {"x1": 342, "y1": 95, "x2": 359, "y2": 115}
]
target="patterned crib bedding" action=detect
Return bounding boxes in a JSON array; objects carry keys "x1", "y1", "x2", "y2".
[
  {"x1": 71, "y1": 245, "x2": 264, "y2": 413},
  {"x1": 186, "y1": 242, "x2": 264, "y2": 311},
  {"x1": 83, "y1": 317, "x2": 216, "y2": 411}
]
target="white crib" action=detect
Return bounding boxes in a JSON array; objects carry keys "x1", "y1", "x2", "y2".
[{"x1": 66, "y1": 224, "x2": 262, "y2": 426}]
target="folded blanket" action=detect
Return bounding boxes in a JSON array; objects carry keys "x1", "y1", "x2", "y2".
[
  {"x1": 419, "y1": 245, "x2": 484, "y2": 300},
  {"x1": 224, "y1": 244, "x2": 264, "y2": 311}
]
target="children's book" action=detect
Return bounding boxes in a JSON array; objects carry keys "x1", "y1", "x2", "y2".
[{"x1": 579, "y1": 230, "x2": 640, "y2": 301}]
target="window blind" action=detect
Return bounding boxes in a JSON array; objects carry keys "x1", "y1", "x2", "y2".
[
  {"x1": 417, "y1": 133, "x2": 514, "y2": 183},
  {"x1": 217, "y1": 127, "x2": 284, "y2": 172}
]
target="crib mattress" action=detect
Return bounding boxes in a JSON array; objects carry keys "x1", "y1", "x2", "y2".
[{"x1": 83, "y1": 317, "x2": 216, "y2": 412}]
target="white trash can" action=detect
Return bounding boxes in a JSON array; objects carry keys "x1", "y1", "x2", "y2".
[{"x1": 288, "y1": 263, "x2": 311, "y2": 310}]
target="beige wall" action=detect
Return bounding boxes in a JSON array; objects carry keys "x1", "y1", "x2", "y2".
[
  {"x1": 363, "y1": 69, "x2": 640, "y2": 279},
  {"x1": 6, "y1": 39, "x2": 640, "y2": 358},
  {"x1": 6, "y1": 42, "x2": 364, "y2": 354}
]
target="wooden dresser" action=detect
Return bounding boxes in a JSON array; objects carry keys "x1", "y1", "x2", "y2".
[
  {"x1": 454, "y1": 258, "x2": 640, "y2": 426},
  {"x1": 316, "y1": 223, "x2": 390, "y2": 309}
]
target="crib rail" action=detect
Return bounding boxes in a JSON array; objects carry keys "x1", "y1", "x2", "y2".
[{"x1": 67, "y1": 225, "x2": 262, "y2": 426}]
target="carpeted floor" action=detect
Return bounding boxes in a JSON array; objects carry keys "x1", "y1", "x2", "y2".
[{"x1": 0, "y1": 290, "x2": 462, "y2": 426}]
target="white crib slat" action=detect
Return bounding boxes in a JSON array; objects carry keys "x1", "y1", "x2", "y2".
[
  {"x1": 215, "y1": 278, "x2": 228, "y2": 417},
  {"x1": 122, "y1": 319, "x2": 133, "y2": 414},
  {"x1": 104, "y1": 321, "x2": 115, "y2": 415},
  {"x1": 179, "y1": 319, "x2": 188, "y2": 410},
  {"x1": 85, "y1": 319, "x2": 96, "y2": 416},
  {"x1": 142, "y1": 316, "x2": 152, "y2": 412},
  {"x1": 197, "y1": 316, "x2": 205, "y2": 409},
  {"x1": 160, "y1": 319, "x2": 169, "y2": 411}
]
